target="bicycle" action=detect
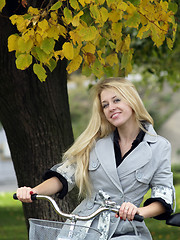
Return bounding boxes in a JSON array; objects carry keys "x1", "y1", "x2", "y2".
[{"x1": 13, "y1": 191, "x2": 180, "y2": 240}]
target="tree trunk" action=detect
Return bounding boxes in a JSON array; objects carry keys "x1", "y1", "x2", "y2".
[{"x1": 0, "y1": 0, "x2": 77, "y2": 233}]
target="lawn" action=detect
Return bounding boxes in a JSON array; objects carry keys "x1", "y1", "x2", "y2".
[
  {"x1": 0, "y1": 186, "x2": 180, "y2": 240},
  {"x1": 0, "y1": 192, "x2": 27, "y2": 240}
]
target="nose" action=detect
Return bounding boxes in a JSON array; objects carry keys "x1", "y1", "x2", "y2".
[{"x1": 109, "y1": 102, "x2": 116, "y2": 111}]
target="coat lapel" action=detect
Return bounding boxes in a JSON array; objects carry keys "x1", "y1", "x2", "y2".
[
  {"x1": 95, "y1": 134, "x2": 124, "y2": 192},
  {"x1": 95, "y1": 124, "x2": 158, "y2": 184},
  {"x1": 118, "y1": 124, "x2": 158, "y2": 178}
]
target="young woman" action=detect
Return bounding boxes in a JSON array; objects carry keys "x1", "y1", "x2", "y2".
[{"x1": 16, "y1": 77, "x2": 175, "y2": 239}]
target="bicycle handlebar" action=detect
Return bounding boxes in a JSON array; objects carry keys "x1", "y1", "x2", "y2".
[{"x1": 13, "y1": 193, "x2": 144, "y2": 222}]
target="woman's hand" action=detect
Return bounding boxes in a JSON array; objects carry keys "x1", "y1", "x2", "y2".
[
  {"x1": 115, "y1": 202, "x2": 140, "y2": 221},
  {"x1": 16, "y1": 186, "x2": 37, "y2": 203}
]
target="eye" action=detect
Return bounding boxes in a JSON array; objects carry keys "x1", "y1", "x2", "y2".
[
  {"x1": 102, "y1": 103, "x2": 109, "y2": 109},
  {"x1": 114, "y1": 98, "x2": 121, "y2": 103}
]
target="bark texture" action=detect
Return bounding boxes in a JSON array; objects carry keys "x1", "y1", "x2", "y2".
[{"x1": 0, "y1": 0, "x2": 77, "y2": 233}]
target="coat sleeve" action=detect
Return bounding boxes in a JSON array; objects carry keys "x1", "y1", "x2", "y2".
[
  {"x1": 43, "y1": 161, "x2": 76, "y2": 199},
  {"x1": 144, "y1": 139, "x2": 175, "y2": 220}
]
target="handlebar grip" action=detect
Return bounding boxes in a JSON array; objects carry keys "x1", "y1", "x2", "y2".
[
  {"x1": 13, "y1": 193, "x2": 38, "y2": 201},
  {"x1": 134, "y1": 214, "x2": 144, "y2": 222}
]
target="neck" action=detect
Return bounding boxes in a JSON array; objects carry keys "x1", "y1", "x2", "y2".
[{"x1": 117, "y1": 122, "x2": 140, "y2": 143}]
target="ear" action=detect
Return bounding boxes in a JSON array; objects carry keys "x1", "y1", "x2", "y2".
[{"x1": 166, "y1": 213, "x2": 180, "y2": 227}]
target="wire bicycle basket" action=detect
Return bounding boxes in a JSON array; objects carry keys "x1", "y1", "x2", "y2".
[{"x1": 29, "y1": 218, "x2": 102, "y2": 240}]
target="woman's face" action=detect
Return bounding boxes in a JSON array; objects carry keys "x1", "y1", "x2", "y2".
[{"x1": 100, "y1": 88, "x2": 135, "y2": 128}]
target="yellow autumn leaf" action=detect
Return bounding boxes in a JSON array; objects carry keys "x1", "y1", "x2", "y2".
[
  {"x1": 97, "y1": 50, "x2": 105, "y2": 65},
  {"x1": 57, "y1": 24, "x2": 67, "y2": 38},
  {"x1": 106, "y1": 53, "x2": 118, "y2": 66},
  {"x1": 111, "y1": 22, "x2": 122, "y2": 40},
  {"x1": 22, "y1": 28, "x2": 35, "y2": 42},
  {"x1": 78, "y1": 26, "x2": 98, "y2": 41},
  {"x1": 150, "y1": 23, "x2": 165, "y2": 47},
  {"x1": 70, "y1": 30, "x2": 82, "y2": 45},
  {"x1": 73, "y1": 43, "x2": 82, "y2": 58},
  {"x1": 137, "y1": 24, "x2": 151, "y2": 39},
  {"x1": 78, "y1": 0, "x2": 85, "y2": 7},
  {"x1": 54, "y1": 50, "x2": 64, "y2": 61},
  {"x1": 117, "y1": 1, "x2": 128, "y2": 11},
  {"x1": 166, "y1": 37, "x2": 173, "y2": 50},
  {"x1": 121, "y1": 34, "x2": 131, "y2": 53},
  {"x1": 8, "y1": 34, "x2": 19, "y2": 52},
  {"x1": 109, "y1": 10, "x2": 122, "y2": 22},
  {"x1": 0, "y1": 0, "x2": 5, "y2": 12},
  {"x1": 28, "y1": 6, "x2": 40, "y2": 15},
  {"x1": 38, "y1": 19, "x2": 49, "y2": 31},
  {"x1": 62, "y1": 42, "x2": 74, "y2": 60},
  {"x1": 35, "y1": 33, "x2": 43, "y2": 46},
  {"x1": 99, "y1": 7, "x2": 108, "y2": 23},
  {"x1": 46, "y1": 25, "x2": 60, "y2": 40},
  {"x1": 82, "y1": 42, "x2": 96, "y2": 54},
  {"x1": 72, "y1": 11, "x2": 84, "y2": 27},
  {"x1": 66, "y1": 55, "x2": 82, "y2": 74}
]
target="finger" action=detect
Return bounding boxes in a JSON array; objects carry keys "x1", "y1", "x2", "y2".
[{"x1": 119, "y1": 202, "x2": 129, "y2": 220}]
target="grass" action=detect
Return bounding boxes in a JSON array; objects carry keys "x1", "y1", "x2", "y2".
[
  {"x1": 0, "y1": 192, "x2": 27, "y2": 240},
  {"x1": 142, "y1": 184, "x2": 180, "y2": 240},
  {"x1": 0, "y1": 186, "x2": 180, "y2": 240}
]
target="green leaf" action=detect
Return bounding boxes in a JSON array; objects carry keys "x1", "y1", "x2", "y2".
[
  {"x1": 121, "y1": 51, "x2": 129, "y2": 70},
  {"x1": 78, "y1": 26, "x2": 98, "y2": 41},
  {"x1": 124, "y1": 12, "x2": 140, "y2": 28},
  {"x1": 46, "y1": 58, "x2": 57, "y2": 72},
  {"x1": 16, "y1": 53, "x2": 32, "y2": 70},
  {"x1": 70, "y1": 0, "x2": 80, "y2": 10},
  {"x1": 64, "y1": 7, "x2": 73, "y2": 24},
  {"x1": 90, "y1": 4, "x2": 100, "y2": 19},
  {"x1": 33, "y1": 64, "x2": 47, "y2": 82},
  {"x1": 40, "y1": 38, "x2": 55, "y2": 54},
  {"x1": 34, "y1": 47, "x2": 49, "y2": 63},
  {"x1": 82, "y1": 63, "x2": 92, "y2": 77},
  {"x1": 168, "y1": 2, "x2": 178, "y2": 14},
  {"x1": 91, "y1": 59, "x2": 104, "y2": 79},
  {"x1": 50, "y1": 1, "x2": 62, "y2": 11},
  {"x1": 18, "y1": 37, "x2": 33, "y2": 53},
  {"x1": 128, "y1": 0, "x2": 140, "y2": 6},
  {"x1": 109, "y1": 41, "x2": 116, "y2": 49}
]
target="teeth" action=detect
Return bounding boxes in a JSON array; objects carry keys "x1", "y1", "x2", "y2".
[{"x1": 112, "y1": 113, "x2": 119, "y2": 118}]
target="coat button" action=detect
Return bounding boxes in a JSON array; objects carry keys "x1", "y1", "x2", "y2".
[
  {"x1": 136, "y1": 171, "x2": 142, "y2": 179},
  {"x1": 86, "y1": 201, "x2": 94, "y2": 209},
  {"x1": 111, "y1": 217, "x2": 118, "y2": 223},
  {"x1": 92, "y1": 162, "x2": 98, "y2": 168}
]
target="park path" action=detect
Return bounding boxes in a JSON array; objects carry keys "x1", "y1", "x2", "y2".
[{"x1": 0, "y1": 158, "x2": 18, "y2": 192}]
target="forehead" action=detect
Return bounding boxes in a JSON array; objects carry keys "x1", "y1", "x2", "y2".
[{"x1": 100, "y1": 88, "x2": 120, "y2": 101}]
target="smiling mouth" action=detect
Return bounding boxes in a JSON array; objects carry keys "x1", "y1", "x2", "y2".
[{"x1": 111, "y1": 112, "x2": 121, "y2": 119}]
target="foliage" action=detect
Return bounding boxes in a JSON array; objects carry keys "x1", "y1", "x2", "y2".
[{"x1": 0, "y1": 0, "x2": 178, "y2": 82}]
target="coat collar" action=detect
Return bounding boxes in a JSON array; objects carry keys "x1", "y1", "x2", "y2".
[
  {"x1": 95, "y1": 133, "x2": 123, "y2": 192},
  {"x1": 94, "y1": 124, "x2": 157, "y2": 189}
]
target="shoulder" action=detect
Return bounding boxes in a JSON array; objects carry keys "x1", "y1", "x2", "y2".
[{"x1": 144, "y1": 124, "x2": 171, "y2": 147}]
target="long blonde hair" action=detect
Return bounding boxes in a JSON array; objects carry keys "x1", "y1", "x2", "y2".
[{"x1": 63, "y1": 77, "x2": 153, "y2": 197}]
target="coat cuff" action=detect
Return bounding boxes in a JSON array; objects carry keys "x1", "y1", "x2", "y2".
[
  {"x1": 43, "y1": 170, "x2": 68, "y2": 199},
  {"x1": 144, "y1": 197, "x2": 173, "y2": 220}
]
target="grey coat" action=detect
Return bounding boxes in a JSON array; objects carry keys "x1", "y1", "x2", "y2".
[{"x1": 51, "y1": 124, "x2": 175, "y2": 239}]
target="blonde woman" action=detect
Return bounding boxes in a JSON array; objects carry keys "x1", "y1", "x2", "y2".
[{"x1": 17, "y1": 78, "x2": 175, "y2": 239}]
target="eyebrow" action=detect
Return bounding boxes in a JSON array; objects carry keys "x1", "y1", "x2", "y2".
[{"x1": 101, "y1": 95, "x2": 117, "y2": 103}]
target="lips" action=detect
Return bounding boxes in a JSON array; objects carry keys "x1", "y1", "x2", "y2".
[{"x1": 111, "y1": 112, "x2": 121, "y2": 119}]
